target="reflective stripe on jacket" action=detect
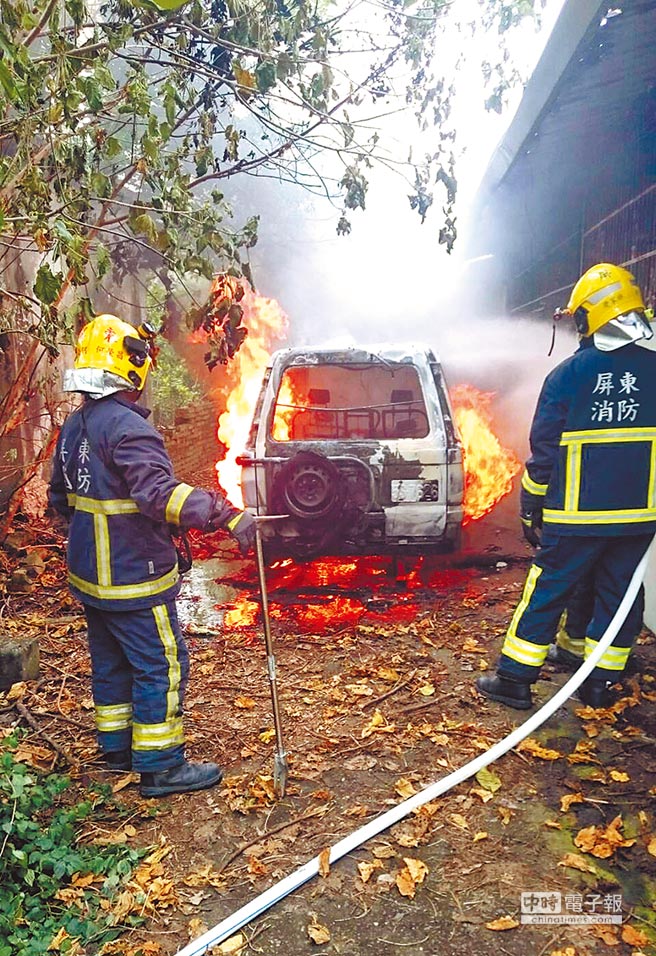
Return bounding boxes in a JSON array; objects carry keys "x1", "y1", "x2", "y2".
[
  {"x1": 49, "y1": 395, "x2": 232, "y2": 609},
  {"x1": 522, "y1": 342, "x2": 656, "y2": 536}
]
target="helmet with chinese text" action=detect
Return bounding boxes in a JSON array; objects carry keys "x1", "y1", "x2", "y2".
[
  {"x1": 566, "y1": 263, "x2": 647, "y2": 337},
  {"x1": 73, "y1": 314, "x2": 156, "y2": 391}
]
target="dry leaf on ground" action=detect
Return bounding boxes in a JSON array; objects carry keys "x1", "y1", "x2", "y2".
[
  {"x1": 346, "y1": 682, "x2": 374, "y2": 697},
  {"x1": 394, "y1": 778, "x2": 417, "y2": 799},
  {"x1": 557, "y1": 852, "x2": 597, "y2": 874},
  {"x1": 361, "y1": 708, "x2": 396, "y2": 738},
  {"x1": 13, "y1": 742, "x2": 57, "y2": 772},
  {"x1": 470, "y1": 787, "x2": 495, "y2": 803},
  {"x1": 560, "y1": 792, "x2": 585, "y2": 812},
  {"x1": 621, "y1": 925, "x2": 650, "y2": 947},
  {"x1": 187, "y1": 917, "x2": 209, "y2": 940},
  {"x1": 112, "y1": 771, "x2": 139, "y2": 793},
  {"x1": 372, "y1": 845, "x2": 397, "y2": 859},
  {"x1": 395, "y1": 857, "x2": 428, "y2": 899},
  {"x1": 517, "y1": 738, "x2": 561, "y2": 760},
  {"x1": 307, "y1": 917, "x2": 331, "y2": 945},
  {"x1": 609, "y1": 769, "x2": 630, "y2": 782},
  {"x1": 591, "y1": 924, "x2": 620, "y2": 945},
  {"x1": 404, "y1": 857, "x2": 428, "y2": 883},
  {"x1": 377, "y1": 667, "x2": 400, "y2": 682},
  {"x1": 213, "y1": 933, "x2": 246, "y2": 954},
  {"x1": 6, "y1": 682, "x2": 27, "y2": 701},
  {"x1": 357, "y1": 859, "x2": 383, "y2": 883},
  {"x1": 485, "y1": 915, "x2": 519, "y2": 931},
  {"x1": 318, "y1": 847, "x2": 331, "y2": 877}
]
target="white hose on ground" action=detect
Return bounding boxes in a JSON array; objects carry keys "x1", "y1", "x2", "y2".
[{"x1": 175, "y1": 545, "x2": 651, "y2": 956}]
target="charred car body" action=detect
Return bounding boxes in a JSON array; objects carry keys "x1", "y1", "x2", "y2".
[{"x1": 239, "y1": 345, "x2": 464, "y2": 559}]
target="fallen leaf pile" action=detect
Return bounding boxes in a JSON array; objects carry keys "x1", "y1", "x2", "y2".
[{"x1": 574, "y1": 815, "x2": 636, "y2": 859}]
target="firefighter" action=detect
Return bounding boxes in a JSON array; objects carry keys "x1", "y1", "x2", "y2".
[
  {"x1": 476, "y1": 263, "x2": 656, "y2": 710},
  {"x1": 49, "y1": 315, "x2": 256, "y2": 797}
]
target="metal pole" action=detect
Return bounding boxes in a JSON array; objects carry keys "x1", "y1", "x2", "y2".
[{"x1": 254, "y1": 522, "x2": 288, "y2": 797}]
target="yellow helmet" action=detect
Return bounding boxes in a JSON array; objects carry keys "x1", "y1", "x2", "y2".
[
  {"x1": 74, "y1": 314, "x2": 156, "y2": 391},
  {"x1": 567, "y1": 262, "x2": 645, "y2": 336}
]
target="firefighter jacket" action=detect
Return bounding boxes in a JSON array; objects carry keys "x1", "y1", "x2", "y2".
[
  {"x1": 520, "y1": 342, "x2": 656, "y2": 536},
  {"x1": 49, "y1": 395, "x2": 236, "y2": 610}
]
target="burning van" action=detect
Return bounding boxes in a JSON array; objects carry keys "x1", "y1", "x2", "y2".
[{"x1": 237, "y1": 344, "x2": 464, "y2": 560}]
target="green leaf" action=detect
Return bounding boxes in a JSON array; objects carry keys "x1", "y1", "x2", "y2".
[
  {"x1": 130, "y1": 213, "x2": 158, "y2": 243},
  {"x1": 53, "y1": 220, "x2": 74, "y2": 243},
  {"x1": 33, "y1": 265, "x2": 63, "y2": 306},
  {"x1": 475, "y1": 767, "x2": 502, "y2": 793},
  {"x1": 164, "y1": 91, "x2": 176, "y2": 128},
  {"x1": 89, "y1": 172, "x2": 111, "y2": 198},
  {"x1": 83, "y1": 77, "x2": 103, "y2": 112},
  {"x1": 64, "y1": 0, "x2": 86, "y2": 26},
  {"x1": 95, "y1": 243, "x2": 111, "y2": 280},
  {"x1": 255, "y1": 60, "x2": 277, "y2": 94},
  {"x1": 141, "y1": 134, "x2": 159, "y2": 163},
  {"x1": 94, "y1": 63, "x2": 115, "y2": 91},
  {"x1": 104, "y1": 136, "x2": 123, "y2": 160},
  {"x1": 0, "y1": 60, "x2": 18, "y2": 103}
]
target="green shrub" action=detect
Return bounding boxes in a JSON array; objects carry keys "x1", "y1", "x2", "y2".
[
  {"x1": 0, "y1": 734, "x2": 147, "y2": 955},
  {"x1": 151, "y1": 339, "x2": 203, "y2": 426}
]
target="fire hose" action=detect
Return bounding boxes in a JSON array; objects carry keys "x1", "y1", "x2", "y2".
[{"x1": 174, "y1": 544, "x2": 652, "y2": 956}]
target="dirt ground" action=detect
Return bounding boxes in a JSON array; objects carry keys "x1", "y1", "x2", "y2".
[{"x1": 2, "y1": 493, "x2": 656, "y2": 956}]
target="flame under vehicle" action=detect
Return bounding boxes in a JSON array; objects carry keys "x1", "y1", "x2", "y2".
[{"x1": 238, "y1": 344, "x2": 464, "y2": 560}]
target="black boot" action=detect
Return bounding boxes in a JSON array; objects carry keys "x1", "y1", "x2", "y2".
[
  {"x1": 546, "y1": 643, "x2": 582, "y2": 669},
  {"x1": 103, "y1": 750, "x2": 132, "y2": 772},
  {"x1": 577, "y1": 678, "x2": 612, "y2": 709},
  {"x1": 476, "y1": 674, "x2": 532, "y2": 710},
  {"x1": 140, "y1": 761, "x2": 223, "y2": 798}
]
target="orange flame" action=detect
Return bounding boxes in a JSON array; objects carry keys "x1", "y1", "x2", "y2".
[
  {"x1": 224, "y1": 598, "x2": 259, "y2": 628},
  {"x1": 451, "y1": 384, "x2": 520, "y2": 524},
  {"x1": 213, "y1": 284, "x2": 289, "y2": 505},
  {"x1": 270, "y1": 376, "x2": 301, "y2": 442}
]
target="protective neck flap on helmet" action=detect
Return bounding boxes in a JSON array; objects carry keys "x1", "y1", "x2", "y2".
[
  {"x1": 593, "y1": 311, "x2": 654, "y2": 352},
  {"x1": 63, "y1": 368, "x2": 135, "y2": 399}
]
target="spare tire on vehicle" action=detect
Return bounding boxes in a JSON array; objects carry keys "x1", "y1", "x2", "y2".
[{"x1": 272, "y1": 451, "x2": 345, "y2": 523}]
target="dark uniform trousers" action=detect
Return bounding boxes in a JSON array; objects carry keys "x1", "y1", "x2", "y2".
[
  {"x1": 498, "y1": 530, "x2": 652, "y2": 684},
  {"x1": 85, "y1": 600, "x2": 189, "y2": 772}
]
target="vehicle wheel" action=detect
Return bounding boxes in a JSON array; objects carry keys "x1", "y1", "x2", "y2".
[{"x1": 273, "y1": 452, "x2": 345, "y2": 522}]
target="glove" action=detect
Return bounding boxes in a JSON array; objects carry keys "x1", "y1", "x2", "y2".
[
  {"x1": 226, "y1": 510, "x2": 256, "y2": 557},
  {"x1": 520, "y1": 507, "x2": 543, "y2": 548}
]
